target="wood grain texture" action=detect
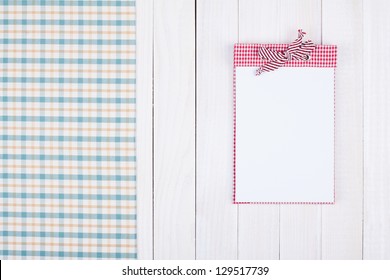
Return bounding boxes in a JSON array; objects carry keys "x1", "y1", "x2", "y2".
[
  {"x1": 196, "y1": 0, "x2": 239, "y2": 260},
  {"x1": 135, "y1": 0, "x2": 389, "y2": 260},
  {"x1": 238, "y1": 0, "x2": 280, "y2": 260},
  {"x1": 322, "y1": 0, "x2": 363, "y2": 260},
  {"x1": 136, "y1": 0, "x2": 154, "y2": 260},
  {"x1": 363, "y1": 0, "x2": 390, "y2": 259},
  {"x1": 153, "y1": 0, "x2": 196, "y2": 259}
]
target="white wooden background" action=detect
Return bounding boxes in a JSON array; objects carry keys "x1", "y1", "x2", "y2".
[{"x1": 136, "y1": 0, "x2": 390, "y2": 259}]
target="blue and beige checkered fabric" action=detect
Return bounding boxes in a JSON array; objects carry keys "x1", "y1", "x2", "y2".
[{"x1": 0, "y1": 0, "x2": 136, "y2": 259}]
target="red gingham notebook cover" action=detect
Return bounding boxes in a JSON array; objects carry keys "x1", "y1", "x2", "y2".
[{"x1": 233, "y1": 44, "x2": 337, "y2": 204}]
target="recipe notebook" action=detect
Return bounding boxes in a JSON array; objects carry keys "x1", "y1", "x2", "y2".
[{"x1": 233, "y1": 31, "x2": 337, "y2": 204}]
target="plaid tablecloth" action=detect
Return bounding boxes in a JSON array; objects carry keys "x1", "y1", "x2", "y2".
[{"x1": 0, "y1": 0, "x2": 136, "y2": 259}]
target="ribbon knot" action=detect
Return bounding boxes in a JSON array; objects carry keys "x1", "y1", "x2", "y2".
[{"x1": 256, "y1": 29, "x2": 316, "y2": 76}]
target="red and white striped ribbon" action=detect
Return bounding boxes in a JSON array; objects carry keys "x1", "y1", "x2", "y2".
[{"x1": 256, "y1": 29, "x2": 316, "y2": 75}]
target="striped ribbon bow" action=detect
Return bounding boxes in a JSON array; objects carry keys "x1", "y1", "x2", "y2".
[{"x1": 256, "y1": 29, "x2": 316, "y2": 75}]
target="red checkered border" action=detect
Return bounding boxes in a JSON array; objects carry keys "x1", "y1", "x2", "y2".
[{"x1": 234, "y1": 44, "x2": 337, "y2": 68}]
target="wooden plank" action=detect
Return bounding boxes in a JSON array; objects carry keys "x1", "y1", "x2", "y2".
[
  {"x1": 136, "y1": 0, "x2": 154, "y2": 260},
  {"x1": 363, "y1": 0, "x2": 390, "y2": 259},
  {"x1": 238, "y1": 0, "x2": 280, "y2": 260},
  {"x1": 321, "y1": 0, "x2": 363, "y2": 260},
  {"x1": 279, "y1": 0, "x2": 322, "y2": 260},
  {"x1": 196, "y1": 0, "x2": 238, "y2": 259},
  {"x1": 153, "y1": 0, "x2": 196, "y2": 259}
]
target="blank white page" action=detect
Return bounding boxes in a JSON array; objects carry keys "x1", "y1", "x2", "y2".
[{"x1": 235, "y1": 67, "x2": 334, "y2": 203}]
